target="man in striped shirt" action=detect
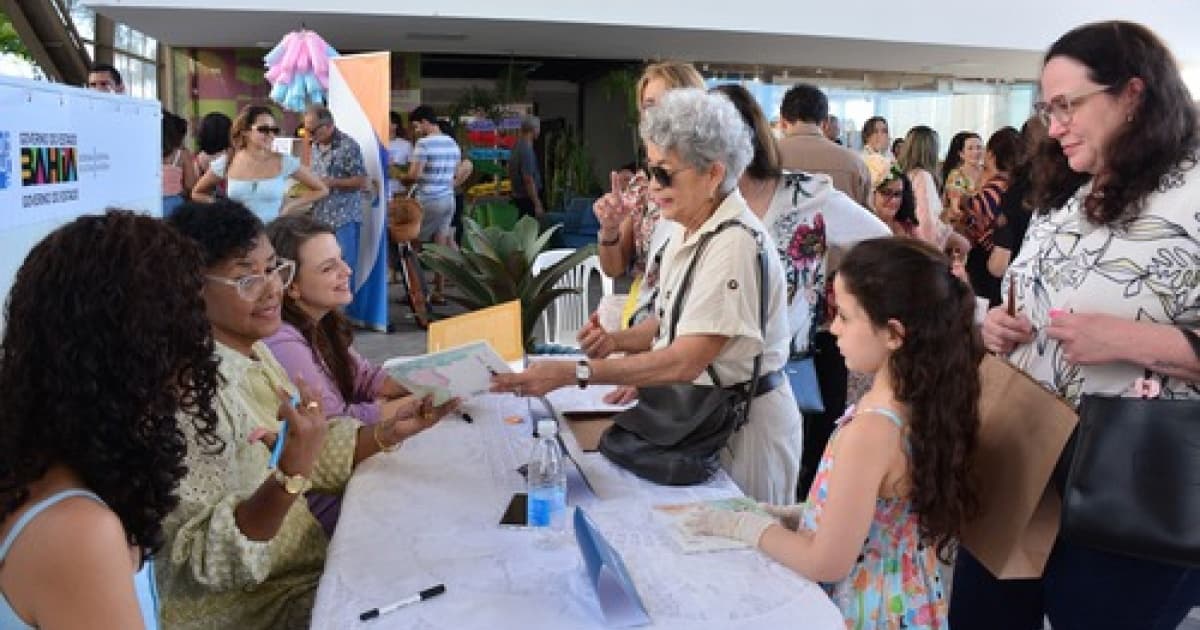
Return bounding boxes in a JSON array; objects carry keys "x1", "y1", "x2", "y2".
[{"x1": 405, "y1": 105, "x2": 462, "y2": 302}]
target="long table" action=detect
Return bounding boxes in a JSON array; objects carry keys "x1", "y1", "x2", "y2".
[{"x1": 311, "y1": 393, "x2": 844, "y2": 629}]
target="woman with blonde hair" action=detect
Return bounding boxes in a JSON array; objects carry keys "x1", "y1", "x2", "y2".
[
  {"x1": 193, "y1": 104, "x2": 328, "y2": 222},
  {"x1": 897, "y1": 126, "x2": 965, "y2": 253},
  {"x1": 595, "y1": 61, "x2": 705, "y2": 329}
]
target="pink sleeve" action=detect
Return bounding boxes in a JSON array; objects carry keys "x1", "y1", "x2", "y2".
[
  {"x1": 911, "y1": 170, "x2": 949, "y2": 248},
  {"x1": 265, "y1": 330, "x2": 382, "y2": 424}
]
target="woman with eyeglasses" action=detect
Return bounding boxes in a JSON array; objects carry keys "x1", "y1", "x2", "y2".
[
  {"x1": 192, "y1": 104, "x2": 328, "y2": 223},
  {"x1": 158, "y1": 200, "x2": 456, "y2": 629},
  {"x1": 952, "y1": 21, "x2": 1200, "y2": 629},
  {"x1": 495, "y1": 89, "x2": 800, "y2": 504},
  {"x1": 264, "y1": 214, "x2": 411, "y2": 536},
  {"x1": 594, "y1": 61, "x2": 706, "y2": 329}
]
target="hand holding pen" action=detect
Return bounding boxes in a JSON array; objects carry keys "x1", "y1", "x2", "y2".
[{"x1": 982, "y1": 272, "x2": 1034, "y2": 354}]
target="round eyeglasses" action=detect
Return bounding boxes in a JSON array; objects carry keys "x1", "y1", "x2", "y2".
[
  {"x1": 1033, "y1": 85, "x2": 1111, "y2": 127},
  {"x1": 205, "y1": 259, "x2": 296, "y2": 301}
]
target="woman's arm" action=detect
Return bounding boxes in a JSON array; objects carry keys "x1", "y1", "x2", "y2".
[
  {"x1": 191, "y1": 169, "x2": 222, "y2": 203},
  {"x1": 180, "y1": 148, "x2": 200, "y2": 200},
  {"x1": 281, "y1": 165, "x2": 329, "y2": 215},
  {"x1": 988, "y1": 246, "x2": 1013, "y2": 278}
]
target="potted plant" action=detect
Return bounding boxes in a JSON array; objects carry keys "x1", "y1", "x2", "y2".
[{"x1": 419, "y1": 216, "x2": 596, "y2": 351}]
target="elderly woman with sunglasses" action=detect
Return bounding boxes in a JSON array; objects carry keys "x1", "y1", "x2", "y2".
[
  {"x1": 192, "y1": 104, "x2": 328, "y2": 223},
  {"x1": 952, "y1": 21, "x2": 1200, "y2": 630},
  {"x1": 494, "y1": 89, "x2": 800, "y2": 504}
]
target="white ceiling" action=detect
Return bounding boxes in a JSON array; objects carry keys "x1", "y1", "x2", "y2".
[{"x1": 88, "y1": 7, "x2": 1045, "y2": 80}]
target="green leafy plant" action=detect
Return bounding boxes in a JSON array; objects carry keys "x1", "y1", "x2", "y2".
[
  {"x1": 545, "y1": 125, "x2": 598, "y2": 211},
  {"x1": 419, "y1": 216, "x2": 596, "y2": 350}
]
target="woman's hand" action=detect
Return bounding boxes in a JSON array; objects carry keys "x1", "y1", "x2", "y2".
[
  {"x1": 275, "y1": 377, "x2": 329, "y2": 477},
  {"x1": 981, "y1": 305, "x2": 1035, "y2": 354},
  {"x1": 577, "y1": 313, "x2": 617, "y2": 358},
  {"x1": 1046, "y1": 311, "x2": 1126, "y2": 366},
  {"x1": 376, "y1": 394, "x2": 460, "y2": 447},
  {"x1": 490, "y1": 361, "x2": 573, "y2": 397},
  {"x1": 593, "y1": 172, "x2": 635, "y2": 233},
  {"x1": 603, "y1": 385, "x2": 637, "y2": 405}
]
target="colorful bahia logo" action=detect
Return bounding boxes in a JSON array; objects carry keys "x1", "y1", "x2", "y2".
[{"x1": 0, "y1": 131, "x2": 11, "y2": 191}]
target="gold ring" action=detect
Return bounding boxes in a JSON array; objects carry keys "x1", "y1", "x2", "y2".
[
  {"x1": 423, "y1": 411, "x2": 434, "y2": 422},
  {"x1": 305, "y1": 401, "x2": 319, "y2": 411}
]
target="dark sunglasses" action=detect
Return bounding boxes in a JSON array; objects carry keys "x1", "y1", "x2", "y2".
[
  {"x1": 254, "y1": 125, "x2": 281, "y2": 135},
  {"x1": 646, "y1": 164, "x2": 692, "y2": 188}
]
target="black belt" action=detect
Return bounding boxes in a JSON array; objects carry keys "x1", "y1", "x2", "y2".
[{"x1": 736, "y1": 368, "x2": 784, "y2": 398}]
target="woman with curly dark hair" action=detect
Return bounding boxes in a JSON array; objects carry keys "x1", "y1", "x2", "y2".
[
  {"x1": 686, "y1": 237, "x2": 982, "y2": 628},
  {"x1": 954, "y1": 20, "x2": 1200, "y2": 630},
  {"x1": 0, "y1": 210, "x2": 219, "y2": 629}
]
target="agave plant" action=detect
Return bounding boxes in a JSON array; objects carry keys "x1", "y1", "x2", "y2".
[{"x1": 419, "y1": 216, "x2": 596, "y2": 350}]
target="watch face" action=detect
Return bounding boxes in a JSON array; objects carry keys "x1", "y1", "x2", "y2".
[
  {"x1": 575, "y1": 362, "x2": 590, "y2": 380},
  {"x1": 285, "y1": 476, "x2": 306, "y2": 494}
]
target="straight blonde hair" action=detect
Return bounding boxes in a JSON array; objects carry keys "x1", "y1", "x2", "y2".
[{"x1": 636, "y1": 61, "x2": 705, "y2": 108}]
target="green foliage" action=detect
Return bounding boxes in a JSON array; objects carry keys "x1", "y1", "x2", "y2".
[
  {"x1": 418, "y1": 216, "x2": 596, "y2": 350},
  {"x1": 600, "y1": 67, "x2": 642, "y2": 165},
  {"x1": 545, "y1": 125, "x2": 597, "y2": 210},
  {"x1": 449, "y1": 86, "x2": 505, "y2": 124},
  {"x1": 0, "y1": 11, "x2": 34, "y2": 62},
  {"x1": 495, "y1": 61, "x2": 528, "y2": 103}
]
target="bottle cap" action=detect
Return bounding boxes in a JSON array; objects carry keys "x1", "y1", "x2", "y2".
[{"x1": 537, "y1": 419, "x2": 558, "y2": 436}]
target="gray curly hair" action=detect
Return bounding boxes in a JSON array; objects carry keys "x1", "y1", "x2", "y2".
[{"x1": 639, "y1": 88, "x2": 753, "y2": 195}]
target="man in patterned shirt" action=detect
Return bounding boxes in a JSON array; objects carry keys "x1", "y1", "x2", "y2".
[{"x1": 304, "y1": 105, "x2": 368, "y2": 271}]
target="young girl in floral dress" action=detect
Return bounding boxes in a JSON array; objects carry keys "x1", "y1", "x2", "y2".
[{"x1": 687, "y1": 237, "x2": 983, "y2": 629}]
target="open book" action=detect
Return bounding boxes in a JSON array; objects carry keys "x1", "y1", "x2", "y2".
[{"x1": 382, "y1": 341, "x2": 511, "y2": 405}]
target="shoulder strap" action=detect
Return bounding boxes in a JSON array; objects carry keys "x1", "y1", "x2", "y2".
[
  {"x1": 0, "y1": 489, "x2": 103, "y2": 561},
  {"x1": 664, "y1": 219, "x2": 769, "y2": 392},
  {"x1": 1180, "y1": 327, "x2": 1200, "y2": 361}
]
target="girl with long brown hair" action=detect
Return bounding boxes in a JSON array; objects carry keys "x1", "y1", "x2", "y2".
[{"x1": 686, "y1": 237, "x2": 983, "y2": 629}]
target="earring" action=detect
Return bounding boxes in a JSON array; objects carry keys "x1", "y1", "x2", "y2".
[{"x1": 1126, "y1": 113, "x2": 1134, "y2": 123}]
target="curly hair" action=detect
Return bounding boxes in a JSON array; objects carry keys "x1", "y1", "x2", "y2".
[
  {"x1": 266, "y1": 215, "x2": 358, "y2": 403},
  {"x1": 939, "y1": 131, "x2": 981, "y2": 190},
  {"x1": 837, "y1": 237, "x2": 983, "y2": 561},
  {"x1": 167, "y1": 198, "x2": 266, "y2": 267},
  {"x1": 640, "y1": 88, "x2": 754, "y2": 195},
  {"x1": 230, "y1": 104, "x2": 277, "y2": 152},
  {"x1": 1032, "y1": 21, "x2": 1198, "y2": 223},
  {"x1": 0, "y1": 211, "x2": 220, "y2": 559}
]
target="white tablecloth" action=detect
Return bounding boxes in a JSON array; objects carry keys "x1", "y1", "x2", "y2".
[{"x1": 311, "y1": 393, "x2": 843, "y2": 629}]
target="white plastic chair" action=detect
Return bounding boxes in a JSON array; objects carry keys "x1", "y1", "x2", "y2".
[{"x1": 531, "y1": 249, "x2": 614, "y2": 345}]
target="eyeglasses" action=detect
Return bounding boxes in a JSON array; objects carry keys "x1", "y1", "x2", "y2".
[
  {"x1": 254, "y1": 125, "x2": 281, "y2": 135},
  {"x1": 1033, "y1": 85, "x2": 1111, "y2": 126},
  {"x1": 205, "y1": 259, "x2": 295, "y2": 301},
  {"x1": 875, "y1": 188, "x2": 903, "y2": 200},
  {"x1": 646, "y1": 164, "x2": 694, "y2": 188}
]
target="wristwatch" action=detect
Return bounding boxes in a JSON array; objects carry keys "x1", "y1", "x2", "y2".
[
  {"x1": 575, "y1": 360, "x2": 591, "y2": 389},
  {"x1": 271, "y1": 468, "x2": 312, "y2": 495}
]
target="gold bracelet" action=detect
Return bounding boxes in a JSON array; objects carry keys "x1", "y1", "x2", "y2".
[{"x1": 373, "y1": 422, "x2": 401, "y2": 453}]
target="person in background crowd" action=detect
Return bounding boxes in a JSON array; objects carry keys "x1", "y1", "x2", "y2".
[
  {"x1": 595, "y1": 61, "x2": 706, "y2": 328},
  {"x1": 193, "y1": 104, "x2": 327, "y2": 223},
  {"x1": 162, "y1": 110, "x2": 199, "y2": 218},
  {"x1": 264, "y1": 214, "x2": 412, "y2": 536},
  {"x1": 713, "y1": 83, "x2": 890, "y2": 500},
  {"x1": 509, "y1": 115, "x2": 544, "y2": 218},
  {"x1": 890, "y1": 137, "x2": 905, "y2": 160},
  {"x1": 195, "y1": 112, "x2": 233, "y2": 178},
  {"x1": 0, "y1": 211, "x2": 220, "y2": 630},
  {"x1": 897, "y1": 126, "x2": 964, "y2": 252},
  {"x1": 687, "y1": 237, "x2": 982, "y2": 630},
  {"x1": 86, "y1": 63, "x2": 123, "y2": 93},
  {"x1": 387, "y1": 111, "x2": 413, "y2": 197},
  {"x1": 953, "y1": 20, "x2": 1200, "y2": 629},
  {"x1": 987, "y1": 117, "x2": 1048, "y2": 279},
  {"x1": 158, "y1": 200, "x2": 455, "y2": 629},
  {"x1": 777, "y1": 83, "x2": 872, "y2": 207},
  {"x1": 496, "y1": 88, "x2": 801, "y2": 505},
  {"x1": 822, "y1": 114, "x2": 842, "y2": 144},
  {"x1": 872, "y1": 165, "x2": 919, "y2": 237},
  {"x1": 304, "y1": 105, "x2": 368, "y2": 276},
  {"x1": 940, "y1": 131, "x2": 985, "y2": 221},
  {"x1": 950, "y1": 127, "x2": 1021, "y2": 305},
  {"x1": 860, "y1": 116, "x2": 894, "y2": 209},
  {"x1": 406, "y1": 105, "x2": 462, "y2": 304}
]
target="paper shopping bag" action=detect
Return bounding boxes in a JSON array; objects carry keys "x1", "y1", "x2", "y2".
[{"x1": 959, "y1": 354, "x2": 1078, "y2": 579}]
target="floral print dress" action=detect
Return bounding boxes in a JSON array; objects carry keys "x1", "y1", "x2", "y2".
[{"x1": 802, "y1": 406, "x2": 947, "y2": 629}]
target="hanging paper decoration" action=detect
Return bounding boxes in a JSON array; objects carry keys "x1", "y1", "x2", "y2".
[{"x1": 263, "y1": 30, "x2": 339, "y2": 112}]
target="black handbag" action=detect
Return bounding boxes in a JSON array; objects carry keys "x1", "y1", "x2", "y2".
[
  {"x1": 599, "y1": 219, "x2": 770, "y2": 486},
  {"x1": 1060, "y1": 327, "x2": 1200, "y2": 567}
]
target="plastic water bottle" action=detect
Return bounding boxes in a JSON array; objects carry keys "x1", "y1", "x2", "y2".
[{"x1": 527, "y1": 419, "x2": 567, "y2": 548}]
